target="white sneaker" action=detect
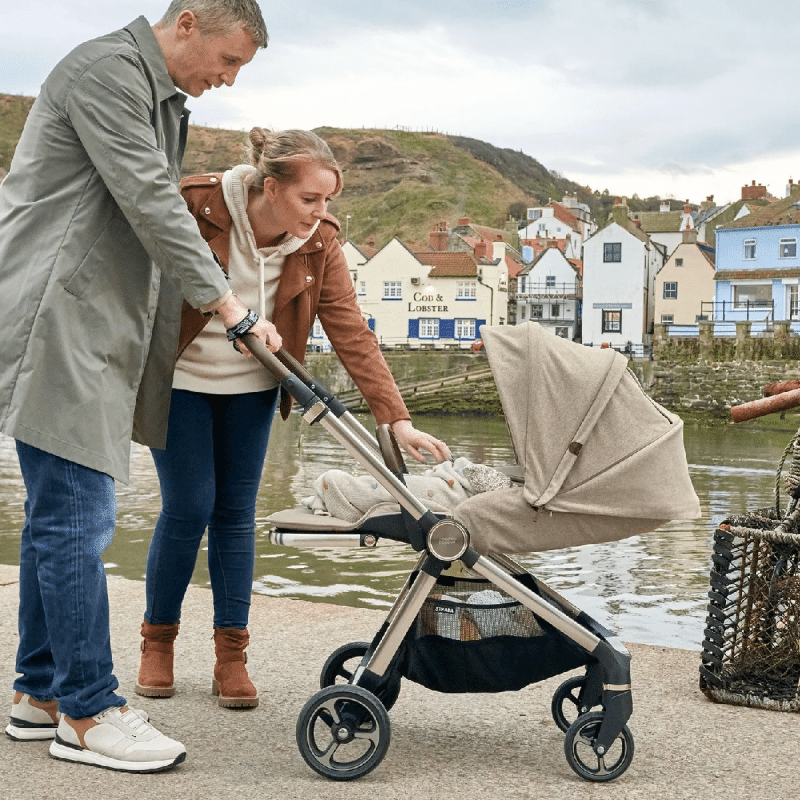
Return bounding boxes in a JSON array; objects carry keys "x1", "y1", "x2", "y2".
[
  {"x1": 49, "y1": 706, "x2": 185, "y2": 772},
  {"x1": 6, "y1": 692, "x2": 60, "y2": 740}
]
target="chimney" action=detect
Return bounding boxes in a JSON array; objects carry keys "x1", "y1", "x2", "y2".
[
  {"x1": 611, "y1": 197, "x2": 629, "y2": 227},
  {"x1": 742, "y1": 180, "x2": 767, "y2": 200},
  {"x1": 458, "y1": 217, "x2": 471, "y2": 227},
  {"x1": 789, "y1": 178, "x2": 800, "y2": 198},
  {"x1": 660, "y1": 200, "x2": 671, "y2": 213},
  {"x1": 473, "y1": 240, "x2": 491, "y2": 259},
  {"x1": 428, "y1": 221, "x2": 448, "y2": 251},
  {"x1": 701, "y1": 195, "x2": 714, "y2": 210},
  {"x1": 682, "y1": 226, "x2": 698, "y2": 244}
]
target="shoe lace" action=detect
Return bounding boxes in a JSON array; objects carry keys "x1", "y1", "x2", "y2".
[{"x1": 119, "y1": 708, "x2": 154, "y2": 737}]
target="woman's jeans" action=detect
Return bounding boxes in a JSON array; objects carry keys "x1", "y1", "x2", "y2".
[
  {"x1": 14, "y1": 441, "x2": 126, "y2": 719},
  {"x1": 145, "y1": 388, "x2": 278, "y2": 630}
]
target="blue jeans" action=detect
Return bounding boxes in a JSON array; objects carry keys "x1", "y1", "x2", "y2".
[
  {"x1": 13, "y1": 441, "x2": 126, "y2": 719},
  {"x1": 145, "y1": 388, "x2": 279, "y2": 629}
]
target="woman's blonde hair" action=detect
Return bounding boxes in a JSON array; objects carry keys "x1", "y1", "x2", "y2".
[{"x1": 244, "y1": 128, "x2": 343, "y2": 195}]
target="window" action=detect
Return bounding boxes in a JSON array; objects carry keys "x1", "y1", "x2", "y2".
[
  {"x1": 602, "y1": 309, "x2": 622, "y2": 332},
  {"x1": 531, "y1": 304, "x2": 543, "y2": 319},
  {"x1": 455, "y1": 318, "x2": 475, "y2": 339},
  {"x1": 519, "y1": 305, "x2": 527, "y2": 320},
  {"x1": 419, "y1": 318, "x2": 439, "y2": 338},
  {"x1": 661, "y1": 314, "x2": 674, "y2": 324},
  {"x1": 790, "y1": 285, "x2": 799, "y2": 319},
  {"x1": 780, "y1": 238, "x2": 797, "y2": 259},
  {"x1": 358, "y1": 280, "x2": 366, "y2": 295},
  {"x1": 312, "y1": 318, "x2": 324, "y2": 337},
  {"x1": 527, "y1": 209, "x2": 541, "y2": 220},
  {"x1": 675, "y1": 258, "x2": 683, "y2": 267},
  {"x1": 551, "y1": 304, "x2": 560, "y2": 317},
  {"x1": 663, "y1": 282, "x2": 678, "y2": 299},
  {"x1": 538, "y1": 223, "x2": 546, "y2": 233},
  {"x1": 545, "y1": 275, "x2": 556, "y2": 287},
  {"x1": 382, "y1": 280, "x2": 402, "y2": 299},
  {"x1": 555, "y1": 327, "x2": 569, "y2": 338},
  {"x1": 604, "y1": 242, "x2": 622, "y2": 262},
  {"x1": 457, "y1": 280, "x2": 476, "y2": 299},
  {"x1": 743, "y1": 239, "x2": 756, "y2": 260},
  {"x1": 734, "y1": 284, "x2": 771, "y2": 307}
]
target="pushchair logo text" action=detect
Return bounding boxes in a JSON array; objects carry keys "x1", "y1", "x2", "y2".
[{"x1": 434, "y1": 605, "x2": 456, "y2": 615}]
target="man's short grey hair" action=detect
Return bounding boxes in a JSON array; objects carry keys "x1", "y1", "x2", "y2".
[{"x1": 158, "y1": 0, "x2": 268, "y2": 48}]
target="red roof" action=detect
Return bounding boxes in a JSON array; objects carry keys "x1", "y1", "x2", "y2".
[{"x1": 412, "y1": 250, "x2": 480, "y2": 277}]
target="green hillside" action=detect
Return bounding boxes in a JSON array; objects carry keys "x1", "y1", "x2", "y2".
[{"x1": 1, "y1": 93, "x2": 666, "y2": 249}]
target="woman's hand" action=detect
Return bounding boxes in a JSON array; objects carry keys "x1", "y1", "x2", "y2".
[{"x1": 391, "y1": 419, "x2": 452, "y2": 464}]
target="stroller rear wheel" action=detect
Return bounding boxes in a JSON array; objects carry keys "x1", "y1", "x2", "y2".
[
  {"x1": 563, "y1": 711, "x2": 634, "y2": 782},
  {"x1": 551, "y1": 674, "x2": 604, "y2": 733},
  {"x1": 320, "y1": 642, "x2": 402, "y2": 710},
  {"x1": 296, "y1": 685, "x2": 391, "y2": 781}
]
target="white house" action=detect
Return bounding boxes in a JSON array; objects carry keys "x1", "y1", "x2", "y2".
[
  {"x1": 519, "y1": 198, "x2": 593, "y2": 260},
  {"x1": 582, "y1": 201, "x2": 664, "y2": 348},
  {"x1": 516, "y1": 246, "x2": 580, "y2": 339},
  {"x1": 629, "y1": 201, "x2": 695, "y2": 257},
  {"x1": 350, "y1": 238, "x2": 505, "y2": 348}
]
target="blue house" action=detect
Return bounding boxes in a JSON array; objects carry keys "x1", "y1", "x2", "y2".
[{"x1": 713, "y1": 190, "x2": 800, "y2": 331}]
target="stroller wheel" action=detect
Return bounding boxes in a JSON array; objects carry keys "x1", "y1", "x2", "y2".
[
  {"x1": 320, "y1": 642, "x2": 402, "y2": 711},
  {"x1": 296, "y1": 685, "x2": 391, "y2": 781},
  {"x1": 563, "y1": 711, "x2": 634, "y2": 782},
  {"x1": 551, "y1": 675, "x2": 603, "y2": 733}
]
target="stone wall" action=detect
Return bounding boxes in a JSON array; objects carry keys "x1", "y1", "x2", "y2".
[{"x1": 646, "y1": 320, "x2": 800, "y2": 416}]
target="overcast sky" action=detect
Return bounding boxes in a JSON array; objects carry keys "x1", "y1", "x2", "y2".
[{"x1": 2, "y1": 1, "x2": 798, "y2": 206}]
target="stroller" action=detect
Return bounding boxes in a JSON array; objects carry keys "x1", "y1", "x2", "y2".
[{"x1": 249, "y1": 322, "x2": 700, "y2": 783}]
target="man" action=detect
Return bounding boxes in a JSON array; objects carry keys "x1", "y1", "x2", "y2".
[{"x1": 0, "y1": 0, "x2": 280, "y2": 772}]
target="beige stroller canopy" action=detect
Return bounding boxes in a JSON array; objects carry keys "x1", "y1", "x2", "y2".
[{"x1": 454, "y1": 323, "x2": 701, "y2": 554}]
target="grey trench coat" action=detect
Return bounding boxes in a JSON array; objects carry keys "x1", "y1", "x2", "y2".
[{"x1": 0, "y1": 17, "x2": 231, "y2": 482}]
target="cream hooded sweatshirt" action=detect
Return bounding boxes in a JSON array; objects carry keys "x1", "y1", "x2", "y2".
[{"x1": 173, "y1": 165, "x2": 318, "y2": 394}]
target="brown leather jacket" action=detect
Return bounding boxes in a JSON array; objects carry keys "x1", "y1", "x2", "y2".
[{"x1": 178, "y1": 173, "x2": 409, "y2": 424}]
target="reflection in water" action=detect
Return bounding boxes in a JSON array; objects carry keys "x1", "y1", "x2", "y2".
[{"x1": 0, "y1": 417, "x2": 794, "y2": 650}]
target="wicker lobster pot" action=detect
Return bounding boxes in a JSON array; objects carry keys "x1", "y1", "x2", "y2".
[{"x1": 701, "y1": 506, "x2": 800, "y2": 712}]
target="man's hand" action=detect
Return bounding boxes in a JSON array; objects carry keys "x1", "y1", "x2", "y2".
[{"x1": 216, "y1": 295, "x2": 282, "y2": 354}]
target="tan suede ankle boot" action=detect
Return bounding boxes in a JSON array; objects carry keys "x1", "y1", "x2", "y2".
[
  {"x1": 135, "y1": 620, "x2": 180, "y2": 697},
  {"x1": 212, "y1": 627, "x2": 258, "y2": 708}
]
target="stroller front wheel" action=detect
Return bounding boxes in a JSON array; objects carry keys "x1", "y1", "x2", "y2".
[
  {"x1": 563, "y1": 711, "x2": 634, "y2": 782},
  {"x1": 296, "y1": 685, "x2": 391, "y2": 781},
  {"x1": 551, "y1": 674, "x2": 604, "y2": 733},
  {"x1": 320, "y1": 641, "x2": 402, "y2": 710}
]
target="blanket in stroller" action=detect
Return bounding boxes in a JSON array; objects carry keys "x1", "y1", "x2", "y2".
[{"x1": 301, "y1": 457, "x2": 514, "y2": 523}]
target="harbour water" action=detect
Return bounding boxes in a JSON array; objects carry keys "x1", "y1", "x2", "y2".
[{"x1": 0, "y1": 416, "x2": 794, "y2": 650}]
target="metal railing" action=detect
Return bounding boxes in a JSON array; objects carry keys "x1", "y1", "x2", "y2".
[{"x1": 699, "y1": 300, "x2": 775, "y2": 322}]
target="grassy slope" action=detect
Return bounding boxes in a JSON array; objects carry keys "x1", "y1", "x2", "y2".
[{"x1": 2, "y1": 94, "x2": 650, "y2": 249}]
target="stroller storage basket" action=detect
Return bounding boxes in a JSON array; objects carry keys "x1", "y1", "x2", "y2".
[
  {"x1": 400, "y1": 575, "x2": 589, "y2": 694},
  {"x1": 700, "y1": 508, "x2": 800, "y2": 712}
]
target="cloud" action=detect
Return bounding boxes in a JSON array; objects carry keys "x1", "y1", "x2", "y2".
[{"x1": 2, "y1": 0, "x2": 799, "y2": 204}]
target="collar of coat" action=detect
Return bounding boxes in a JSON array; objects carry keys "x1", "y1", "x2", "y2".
[{"x1": 179, "y1": 172, "x2": 342, "y2": 266}]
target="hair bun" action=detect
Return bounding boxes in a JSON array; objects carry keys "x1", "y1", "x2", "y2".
[{"x1": 248, "y1": 126, "x2": 271, "y2": 156}]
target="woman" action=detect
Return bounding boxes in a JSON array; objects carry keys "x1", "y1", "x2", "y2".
[{"x1": 136, "y1": 128, "x2": 451, "y2": 708}]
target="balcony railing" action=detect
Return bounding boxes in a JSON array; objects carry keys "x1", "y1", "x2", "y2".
[
  {"x1": 700, "y1": 300, "x2": 774, "y2": 321},
  {"x1": 516, "y1": 282, "x2": 580, "y2": 298}
]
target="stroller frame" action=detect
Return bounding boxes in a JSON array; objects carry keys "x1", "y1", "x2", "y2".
[{"x1": 247, "y1": 335, "x2": 635, "y2": 783}]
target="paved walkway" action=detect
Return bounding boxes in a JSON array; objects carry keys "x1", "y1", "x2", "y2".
[{"x1": 1, "y1": 562, "x2": 797, "y2": 800}]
